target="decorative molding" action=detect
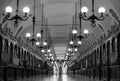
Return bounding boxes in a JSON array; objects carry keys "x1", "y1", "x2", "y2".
[{"x1": 109, "y1": 9, "x2": 120, "y2": 25}]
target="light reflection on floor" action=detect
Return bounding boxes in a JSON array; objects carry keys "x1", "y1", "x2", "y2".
[{"x1": 15, "y1": 74, "x2": 84, "y2": 81}]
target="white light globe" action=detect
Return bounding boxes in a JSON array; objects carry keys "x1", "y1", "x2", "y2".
[
  {"x1": 66, "y1": 53, "x2": 69, "y2": 56},
  {"x1": 74, "y1": 48, "x2": 78, "y2": 51},
  {"x1": 41, "y1": 49, "x2": 45, "y2": 53},
  {"x1": 48, "y1": 49, "x2": 51, "y2": 52},
  {"x1": 70, "y1": 40, "x2": 74, "y2": 45},
  {"x1": 49, "y1": 53, "x2": 52, "y2": 56},
  {"x1": 36, "y1": 33, "x2": 41, "y2": 37},
  {"x1": 45, "y1": 54, "x2": 48, "y2": 56},
  {"x1": 72, "y1": 29, "x2": 77, "y2": 34},
  {"x1": 43, "y1": 41, "x2": 47, "y2": 46},
  {"x1": 72, "y1": 53, "x2": 75, "y2": 55},
  {"x1": 38, "y1": 64, "x2": 40, "y2": 67},
  {"x1": 23, "y1": 7, "x2": 30, "y2": 13},
  {"x1": 26, "y1": 33, "x2": 31, "y2": 37},
  {"x1": 78, "y1": 41, "x2": 82, "y2": 45},
  {"x1": 51, "y1": 56, "x2": 54, "y2": 59},
  {"x1": 65, "y1": 58, "x2": 67, "y2": 60},
  {"x1": 81, "y1": 6, "x2": 88, "y2": 13},
  {"x1": 36, "y1": 42, "x2": 40, "y2": 46},
  {"x1": 66, "y1": 55, "x2": 68, "y2": 58},
  {"x1": 68, "y1": 48, "x2": 72, "y2": 52},
  {"x1": 98, "y1": 7, "x2": 105, "y2": 13},
  {"x1": 5, "y1": 6, "x2": 12, "y2": 13},
  {"x1": 83, "y1": 29, "x2": 89, "y2": 34}
]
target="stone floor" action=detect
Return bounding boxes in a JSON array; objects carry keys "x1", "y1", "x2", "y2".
[{"x1": 14, "y1": 74, "x2": 87, "y2": 81}]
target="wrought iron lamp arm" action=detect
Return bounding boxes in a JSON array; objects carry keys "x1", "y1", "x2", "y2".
[
  {"x1": 81, "y1": 12, "x2": 105, "y2": 27},
  {"x1": 8, "y1": 14, "x2": 29, "y2": 21},
  {"x1": 81, "y1": 12, "x2": 105, "y2": 21}
]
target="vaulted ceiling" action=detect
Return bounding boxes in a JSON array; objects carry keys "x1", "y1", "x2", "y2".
[{"x1": 0, "y1": 0, "x2": 120, "y2": 60}]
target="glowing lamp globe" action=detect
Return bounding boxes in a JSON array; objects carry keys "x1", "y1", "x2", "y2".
[
  {"x1": 36, "y1": 42, "x2": 40, "y2": 46},
  {"x1": 41, "y1": 49, "x2": 45, "y2": 53},
  {"x1": 72, "y1": 53, "x2": 75, "y2": 55},
  {"x1": 23, "y1": 7, "x2": 30, "y2": 13},
  {"x1": 36, "y1": 33, "x2": 41, "y2": 37},
  {"x1": 49, "y1": 53, "x2": 52, "y2": 56},
  {"x1": 83, "y1": 29, "x2": 89, "y2": 34},
  {"x1": 48, "y1": 49, "x2": 51, "y2": 52},
  {"x1": 66, "y1": 56, "x2": 68, "y2": 58},
  {"x1": 81, "y1": 6, "x2": 88, "y2": 13},
  {"x1": 70, "y1": 40, "x2": 74, "y2": 45},
  {"x1": 51, "y1": 56, "x2": 54, "y2": 59},
  {"x1": 72, "y1": 29, "x2": 77, "y2": 34},
  {"x1": 45, "y1": 54, "x2": 48, "y2": 56},
  {"x1": 74, "y1": 48, "x2": 78, "y2": 51},
  {"x1": 98, "y1": 7, "x2": 105, "y2": 13},
  {"x1": 26, "y1": 33, "x2": 31, "y2": 37},
  {"x1": 68, "y1": 48, "x2": 72, "y2": 52},
  {"x1": 78, "y1": 41, "x2": 82, "y2": 45},
  {"x1": 43, "y1": 41, "x2": 47, "y2": 46},
  {"x1": 66, "y1": 53, "x2": 69, "y2": 56},
  {"x1": 5, "y1": 6, "x2": 12, "y2": 13}
]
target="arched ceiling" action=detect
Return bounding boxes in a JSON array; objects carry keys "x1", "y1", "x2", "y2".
[
  {"x1": 43, "y1": 1, "x2": 75, "y2": 59},
  {"x1": 0, "y1": 0, "x2": 120, "y2": 60}
]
